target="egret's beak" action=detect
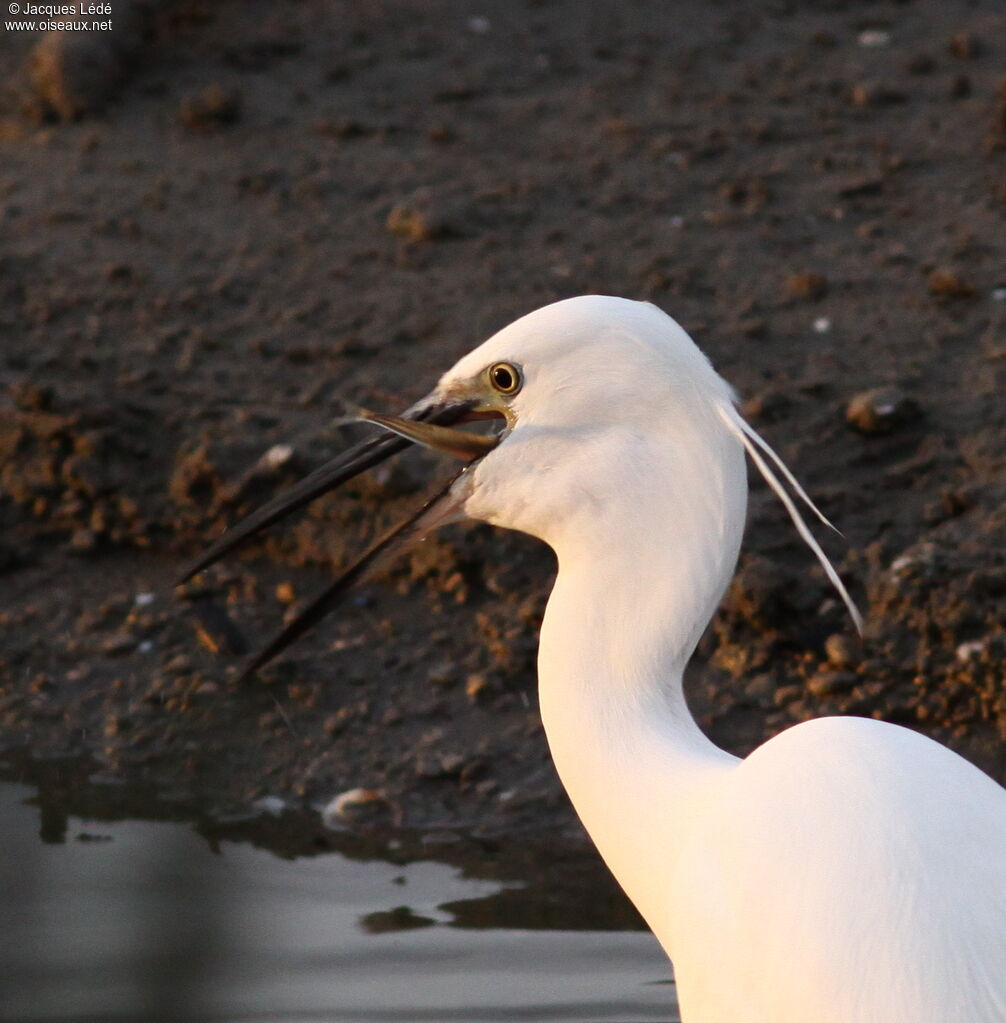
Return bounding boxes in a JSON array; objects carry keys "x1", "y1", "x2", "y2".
[
  {"x1": 350, "y1": 404, "x2": 499, "y2": 461},
  {"x1": 176, "y1": 395, "x2": 500, "y2": 679}
]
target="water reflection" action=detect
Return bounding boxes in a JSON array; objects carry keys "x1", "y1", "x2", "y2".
[{"x1": 0, "y1": 752, "x2": 676, "y2": 1023}]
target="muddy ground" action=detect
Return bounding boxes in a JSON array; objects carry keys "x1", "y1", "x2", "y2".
[{"x1": 1, "y1": 0, "x2": 1005, "y2": 850}]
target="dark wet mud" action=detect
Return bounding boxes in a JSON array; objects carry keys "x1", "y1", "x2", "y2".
[{"x1": 1, "y1": 0, "x2": 1004, "y2": 842}]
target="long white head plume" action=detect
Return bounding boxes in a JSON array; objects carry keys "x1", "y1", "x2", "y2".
[{"x1": 718, "y1": 404, "x2": 864, "y2": 635}]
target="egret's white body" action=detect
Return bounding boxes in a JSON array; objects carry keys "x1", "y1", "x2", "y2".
[{"x1": 430, "y1": 296, "x2": 1006, "y2": 1021}]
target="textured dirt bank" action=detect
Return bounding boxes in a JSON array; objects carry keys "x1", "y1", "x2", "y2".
[{"x1": 1, "y1": 0, "x2": 1004, "y2": 842}]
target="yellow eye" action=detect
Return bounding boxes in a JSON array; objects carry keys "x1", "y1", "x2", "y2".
[{"x1": 488, "y1": 361, "x2": 522, "y2": 395}]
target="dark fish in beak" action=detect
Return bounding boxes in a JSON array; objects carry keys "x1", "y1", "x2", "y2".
[
  {"x1": 177, "y1": 396, "x2": 500, "y2": 678},
  {"x1": 177, "y1": 398, "x2": 488, "y2": 584},
  {"x1": 233, "y1": 467, "x2": 467, "y2": 683}
]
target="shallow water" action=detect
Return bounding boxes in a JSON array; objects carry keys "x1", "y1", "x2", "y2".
[{"x1": 0, "y1": 765, "x2": 677, "y2": 1023}]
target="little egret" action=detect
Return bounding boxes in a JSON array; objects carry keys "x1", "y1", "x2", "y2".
[{"x1": 185, "y1": 296, "x2": 1006, "y2": 1021}]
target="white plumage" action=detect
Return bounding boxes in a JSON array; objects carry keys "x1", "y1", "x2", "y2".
[
  {"x1": 194, "y1": 293, "x2": 1006, "y2": 1021},
  {"x1": 433, "y1": 296, "x2": 1006, "y2": 1022}
]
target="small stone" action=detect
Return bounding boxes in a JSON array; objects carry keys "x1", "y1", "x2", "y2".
[
  {"x1": 737, "y1": 317, "x2": 768, "y2": 340},
  {"x1": 10, "y1": 381, "x2": 54, "y2": 411},
  {"x1": 386, "y1": 205, "x2": 438, "y2": 242},
  {"x1": 440, "y1": 753, "x2": 466, "y2": 776},
  {"x1": 428, "y1": 122, "x2": 454, "y2": 145},
  {"x1": 323, "y1": 709, "x2": 352, "y2": 736},
  {"x1": 321, "y1": 787, "x2": 386, "y2": 827},
  {"x1": 385, "y1": 191, "x2": 464, "y2": 242},
  {"x1": 253, "y1": 795, "x2": 287, "y2": 816},
  {"x1": 889, "y1": 544, "x2": 937, "y2": 580},
  {"x1": 926, "y1": 268, "x2": 977, "y2": 300},
  {"x1": 25, "y1": 0, "x2": 151, "y2": 120},
  {"x1": 825, "y1": 633, "x2": 860, "y2": 669},
  {"x1": 837, "y1": 177, "x2": 885, "y2": 198},
  {"x1": 783, "y1": 272, "x2": 828, "y2": 301},
  {"x1": 788, "y1": 699, "x2": 811, "y2": 721},
  {"x1": 179, "y1": 85, "x2": 242, "y2": 131},
  {"x1": 773, "y1": 684, "x2": 802, "y2": 707},
  {"x1": 69, "y1": 527, "x2": 98, "y2": 552},
  {"x1": 360, "y1": 906, "x2": 436, "y2": 934},
  {"x1": 261, "y1": 444, "x2": 295, "y2": 470},
  {"x1": 923, "y1": 489, "x2": 971, "y2": 526},
  {"x1": 459, "y1": 759, "x2": 488, "y2": 786},
  {"x1": 807, "y1": 672, "x2": 857, "y2": 699},
  {"x1": 103, "y1": 714, "x2": 128, "y2": 738},
  {"x1": 29, "y1": 33, "x2": 125, "y2": 121},
  {"x1": 221, "y1": 444, "x2": 304, "y2": 511},
  {"x1": 427, "y1": 661, "x2": 458, "y2": 688},
  {"x1": 415, "y1": 753, "x2": 449, "y2": 779},
  {"x1": 465, "y1": 673, "x2": 491, "y2": 703},
  {"x1": 948, "y1": 33, "x2": 979, "y2": 60},
  {"x1": 850, "y1": 83, "x2": 906, "y2": 108},
  {"x1": 104, "y1": 262, "x2": 133, "y2": 282},
  {"x1": 743, "y1": 674, "x2": 775, "y2": 704},
  {"x1": 846, "y1": 387, "x2": 922, "y2": 435},
  {"x1": 956, "y1": 639, "x2": 987, "y2": 662},
  {"x1": 163, "y1": 654, "x2": 193, "y2": 675},
  {"x1": 858, "y1": 29, "x2": 890, "y2": 48},
  {"x1": 189, "y1": 600, "x2": 248, "y2": 656},
  {"x1": 169, "y1": 445, "x2": 218, "y2": 507},
  {"x1": 101, "y1": 633, "x2": 135, "y2": 656}
]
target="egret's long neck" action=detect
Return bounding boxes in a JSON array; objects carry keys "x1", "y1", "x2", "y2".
[{"x1": 536, "y1": 425, "x2": 745, "y2": 938}]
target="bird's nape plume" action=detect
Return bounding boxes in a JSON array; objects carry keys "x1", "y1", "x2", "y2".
[{"x1": 718, "y1": 403, "x2": 864, "y2": 635}]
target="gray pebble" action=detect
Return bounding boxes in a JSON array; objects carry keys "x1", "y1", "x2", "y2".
[{"x1": 846, "y1": 387, "x2": 921, "y2": 435}]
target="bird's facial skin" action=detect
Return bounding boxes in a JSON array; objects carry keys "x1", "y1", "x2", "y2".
[
  {"x1": 355, "y1": 359, "x2": 524, "y2": 467},
  {"x1": 436, "y1": 358, "x2": 524, "y2": 432}
]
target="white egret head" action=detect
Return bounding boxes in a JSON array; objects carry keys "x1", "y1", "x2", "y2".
[{"x1": 427, "y1": 296, "x2": 741, "y2": 548}]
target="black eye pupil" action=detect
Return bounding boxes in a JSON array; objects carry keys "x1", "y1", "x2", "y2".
[{"x1": 493, "y1": 365, "x2": 515, "y2": 391}]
